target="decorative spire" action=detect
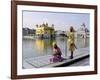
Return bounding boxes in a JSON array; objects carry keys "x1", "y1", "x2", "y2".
[
  {"x1": 52, "y1": 24, "x2": 54, "y2": 27},
  {"x1": 46, "y1": 22, "x2": 48, "y2": 27}
]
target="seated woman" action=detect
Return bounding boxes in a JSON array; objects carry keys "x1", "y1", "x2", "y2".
[{"x1": 50, "y1": 43, "x2": 64, "y2": 63}]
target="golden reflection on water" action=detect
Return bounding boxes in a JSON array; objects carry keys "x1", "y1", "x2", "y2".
[
  {"x1": 22, "y1": 37, "x2": 89, "y2": 59},
  {"x1": 35, "y1": 39, "x2": 55, "y2": 52},
  {"x1": 35, "y1": 39, "x2": 44, "y2": 51}
]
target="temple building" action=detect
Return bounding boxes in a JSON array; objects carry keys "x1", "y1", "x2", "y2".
[
  {"x1": 77, "y1": 23, "x2": 89, "y2": 38},
  {"x1": 35, "y1": 23, "x2": 55, "y2": 39}
]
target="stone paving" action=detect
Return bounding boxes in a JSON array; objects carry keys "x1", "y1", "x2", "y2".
[{"x1": 23, "y1": 47, "x2": 89, "y2": 69}]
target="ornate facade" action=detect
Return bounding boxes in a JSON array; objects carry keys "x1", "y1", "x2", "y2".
[{"x1": 35, "y1": 23, "x2": 55, "y2": 38}]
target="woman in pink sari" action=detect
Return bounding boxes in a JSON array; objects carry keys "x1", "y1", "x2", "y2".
[{"x1": 50, "y1": 43, "x2": 64, "y2": 63}]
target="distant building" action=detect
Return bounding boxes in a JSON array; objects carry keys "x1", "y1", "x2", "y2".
[
  {"x1": 77, "y1": 23, "x2": 89, "y2": 38},
  {"x1": 35, "y1": 23, "x2": 55, "y2": 39},
  {"x1": 23, "y1": 28, "x2": 36, "y2": 36},
  {"x1": 55, "y1": 30, "x2": 67, "y2": 37}
]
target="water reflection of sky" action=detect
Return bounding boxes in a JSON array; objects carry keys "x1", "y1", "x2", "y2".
[{"x1": 23, "y1": 37, "x2": 89, "y2": 59}]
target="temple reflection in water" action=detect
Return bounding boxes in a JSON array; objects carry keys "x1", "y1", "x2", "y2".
[{"x1": 23, "y1": 36, "x2": 89, "y2": 60}]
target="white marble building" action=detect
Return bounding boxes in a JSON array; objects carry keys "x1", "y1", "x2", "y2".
[{"x1": 77, "y1": 23, "x2": 89, "y2": 38}]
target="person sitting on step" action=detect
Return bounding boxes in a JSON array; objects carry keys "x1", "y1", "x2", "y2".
[{"x1": 50, "y1": 42, "x2": 64, "y2": 63}]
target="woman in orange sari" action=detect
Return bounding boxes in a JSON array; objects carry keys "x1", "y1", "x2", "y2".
[{"x1": 67, "y1": 26, "x2": 77, "y2": 59}]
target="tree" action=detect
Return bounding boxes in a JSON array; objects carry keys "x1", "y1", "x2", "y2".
[{"x1": 36, "y1": 24, "x2": 38, "y2": 27}]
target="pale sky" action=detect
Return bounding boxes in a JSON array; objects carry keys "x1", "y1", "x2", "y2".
[{"x1": 22, "y1": 10, "x2": 90, "y2": 31}]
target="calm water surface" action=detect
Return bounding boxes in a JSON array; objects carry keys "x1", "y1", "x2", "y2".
[{"x1": 23, "y1": 37, "x2": 89, "y2": 60}]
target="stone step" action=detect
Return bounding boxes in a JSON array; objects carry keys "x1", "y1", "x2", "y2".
[{"x1": 23, "y1": 47, "x2": 89, "y2": 68}]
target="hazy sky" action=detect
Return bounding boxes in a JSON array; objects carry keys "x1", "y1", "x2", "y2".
[{"x1": 22, "y1": 10, "x2": 90, "y2": 31}]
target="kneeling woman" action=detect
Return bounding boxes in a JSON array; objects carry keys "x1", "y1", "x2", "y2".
[{"x1": 50, "y1": 43, "x2": 64, "y2": 63}]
